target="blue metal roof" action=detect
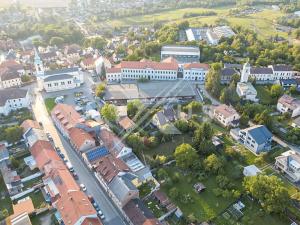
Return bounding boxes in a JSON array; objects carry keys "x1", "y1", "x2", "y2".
[
  {"x1": 248, "y1": 125, "x2": 272, "y2": 145},
  {"x1": 85, "y1": 146, "x2": 109, "y2": 162},
  {"x1": 280, "y1": 79, "x2": 297, "y2": 85}
]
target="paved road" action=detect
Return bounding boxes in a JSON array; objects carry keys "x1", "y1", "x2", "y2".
[{"x1": 32, "y1": 89, "x2": 127, "y2": 225}]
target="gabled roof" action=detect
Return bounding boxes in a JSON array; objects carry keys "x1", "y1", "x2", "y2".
[
  {"x1": 155, "y1": 111, "x2": 167, "y2": 126},
  {"x1": 94, "y1": 154, "x2": 129, "y2": 183},
  {"x1": 0, "y1": 89, "x2": 27, "y2": 105},
  {"x1": 21, "y1": 120, "x2": 41, "y2": 134},
  {"x1": 69, "y1": 127, "x2": 95, "y2": 150},
  {"x1": 0, "y1": 67, "x2": 20, "y2": 81},
  {"x1": 183, "y1": 63, "x2": 209, "y2": 70},
  {"x1": 221, "y1": 68, "x2": 237, "y2": 76},
  {"x1": 43, "y1": 74, "x2": 74, "y2": 82},
  {"x1": 118, "y1": 116, "x2": 135, "y2": 130},
  {"x1": 44, "y1": 67, "x2": 79, "y2": 76},
  {"x1": 106, "y1": 67, "x2": 122, "y2": 73},
  {"x1": 56, "y1": 191, "x2": 98, "y2": 225},
  {"x1": 272, "y1": 65, "x2": 293, "y2": 71},
  {"x1": 250, "y1": 67, "x2": 273, "y2": 74},
  {"x1": 30, "y1": 140, "x2": 60, "y2": 170},
  {"x1": 99, "y1": 129, "x2": 125, "y2": 157},
  {"x1": 278, "y1": 95, "x2": 300, "y2": 110},
  {"x1": 214, "y1": 104, "x2": 239, "y2": 118},
  {"x1": 123, "y1": 199, "x2": 161, "y2": 225},
  {"x1": 85, "y1": 146, "x2": 109, "y2": 163},
  {"x1": 245, "y1": 125, "x2": 272, "y2": 145},
  {"x1": 121, "y1": 60, "x2": 178, "y2": 71}
]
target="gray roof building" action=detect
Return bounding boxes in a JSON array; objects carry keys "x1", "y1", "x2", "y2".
[
  {"x1": 44, "y1": 67, "x2": 79, "y2": 76},
  {"x1": 0, "y1": 89, "x2": 28, "y2": 106},
  {"x1": 43, "y1": 74, "x2": 74, "y2": 82},
  {"x1": 250, "y1": 67, "x2": 273, "y2": 74}
]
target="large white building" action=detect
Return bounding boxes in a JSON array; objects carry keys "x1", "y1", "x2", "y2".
[
  {"x1": 41, "y1": 67, "x2": 83, "y2": 92},
  {"x1": 183, "y1": 63, "x2": 209, "y2": 81},
  {"x1": 249, "y1": 65, "x2": 295, "y2": 83},
  {"x1": 0, "y1": 89, "x2": 31, "y2": 116},
  {"x1": 161, "y1": 46, "x2": 200, "y2": 64}
]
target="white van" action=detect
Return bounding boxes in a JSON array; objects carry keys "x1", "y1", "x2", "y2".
[{"x1": 66, "y1": 162, "x2": 74, "y2": 172}]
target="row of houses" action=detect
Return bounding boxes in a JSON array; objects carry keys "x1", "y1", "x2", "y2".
[
  {"x1": 20, "y1": 119, "x2": 103, "y2": 225},
  {"x1": 50, "y1": 103, "x2": 161, "y2": 225}
]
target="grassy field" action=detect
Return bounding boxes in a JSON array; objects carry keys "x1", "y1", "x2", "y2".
[
  {"x1": 44, "y1": 98, "x2": 56, "y2": 114},
  {"x1": 100, "y1": 6, "x2": 287, "y2": 39}
]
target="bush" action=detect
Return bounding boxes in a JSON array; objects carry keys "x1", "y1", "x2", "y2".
[{"x1": 169, "y1": 187, "x2": 179, "y2": 198}]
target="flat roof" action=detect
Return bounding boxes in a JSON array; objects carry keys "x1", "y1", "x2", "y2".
[{"x1": 104, "y1": 81, "x2": 196, "y2": 101}]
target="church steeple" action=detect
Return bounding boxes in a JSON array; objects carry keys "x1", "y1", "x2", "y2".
[{"x1": 34, "y1": 48, "x2": 44, "y2": 77}]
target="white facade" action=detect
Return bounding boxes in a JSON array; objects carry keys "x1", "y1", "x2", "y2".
[
  {"x1": 43, "y1": 74, "x2": 82, "y2": 92},
  {"x1": 0, "y1": 90, "x2": 31, "y2": 116},
  {"x1": 236, "y1": 82, "x2": 258, "y2": 102},
  {"x1": 106, "y1": 69, "x2": 122, "y2": 82},
  {"x1": 275, "y1": 150, "x2": 300, "y2": 182},
  {"x1": 277, "y1": 95, "x2": 300, "y2": 118},
  {"x1": 213, "y1": 105, "x2": 240, "y2": 127},
  {"x1": 183, "y1": 67, "x2": 208, "y2": 81},
  {"x1": 0, "y1": 77, "x2": 22, "y2": 89},
  {"x1": 121, "y1": 68, "x2": 177, "y2": 81}
]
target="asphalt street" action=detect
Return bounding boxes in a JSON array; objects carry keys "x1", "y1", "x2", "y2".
[{"x1": 32, "y1": 87, "x2": 127, "y2": 225}]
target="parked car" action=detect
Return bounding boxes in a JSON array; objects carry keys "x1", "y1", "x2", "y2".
[
  {"x1": 93, "y1": 202, "x2": 100, "y2": 211},
  {"x1": 72, "y1": 172, "x2": 78, "y2": 180},
  {"x1": 46, "y1": 133, "x2": 53, "y2": 141},
  {"x1": 66, "y1": 162, "x2": 74, "y2": 172},
  {"x1": 97, "y1": 210, "x2": 105, "y2": 220},
  {"x1": 88, "y1": 195, "x2": 95, "y2": 203},
  {"x1": 80, "y1": 184, "x2": 87, "y2": 192}
]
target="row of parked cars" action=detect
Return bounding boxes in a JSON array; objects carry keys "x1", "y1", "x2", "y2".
[{"x1": 47, "y1": 131, "x2": 105, "y2": 221}]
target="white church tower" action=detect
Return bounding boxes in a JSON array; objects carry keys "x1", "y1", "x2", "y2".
[
  {"x1": 240, "y1": 62, "x2": 250, "y2": 83},
  {"x1": 34, "y1": 49, "x2": 44, "y2": 77}
]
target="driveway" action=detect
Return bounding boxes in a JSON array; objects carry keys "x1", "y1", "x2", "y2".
[{"x1": 32, "y1": 88, "x2": 127, "y2": 225}]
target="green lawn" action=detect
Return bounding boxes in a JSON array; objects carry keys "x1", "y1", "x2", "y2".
[
  {"x1": 100, "y1": 7, "x2": 287, "y2": 39},
  {"x1": 0, "y1": 175, "x2": 13, "y2": 219},
  {"x1": 44, "y1": 98, "x2": 56, "y2": 114},
  {"x1": 161, "y1": 167, "x2": 236, "y2": 222}
]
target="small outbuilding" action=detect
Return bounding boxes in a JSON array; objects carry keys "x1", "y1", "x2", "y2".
[{"x1": 243, "y1": 165, "x2": 261, "y2": 177}]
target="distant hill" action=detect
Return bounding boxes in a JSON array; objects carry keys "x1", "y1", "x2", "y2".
[{"x1": 0, "y1": 0, "x2": 69, "y2": 8}]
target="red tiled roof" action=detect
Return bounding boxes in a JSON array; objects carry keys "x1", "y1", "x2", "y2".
[
  {"x1": 21, "y1": 120, "x2": 41, "y2": 134},
  {"x1": 51, "y1": 104, "x2": 85, "y2": 134},
  {"x1": 94, "y1": 154, "x2": 129, "y2": 183},
  {"x1": 106, "y1": 67, "x2": 121, "y2": 73},
  {"x1": 0, "y1": 60, "x2": 23, "y2": 71},
  {"x1": 161, "y1": 57, "x2": 178, "y2": 64},
  {"x1": 30, "y1": 140, "x2": 60, "y2": 170},
  {"x1": 81, "y1": 218, "x2": 103, "y2": 225},
  {"x1": 99, "y1": 129, "x2": 125, "y2": 157},
  {"x1": 121, "y1": 60, "x2": 178, "y2": 71},
  {"x1": 69, "y1": 127, "x2": 95, "y2": 150},
  {"x1": 183, "y1": 63, "x2": 210, "y2": 70},
  {"x1": 56, "y1": 191, "x2": 98, "y2": 225},
  {"x1": 82, "y1": 57, "x2": 97, "y2": 66},
  {"x1": 118, "y1": 116, "x2": 135, "y2": 130}
]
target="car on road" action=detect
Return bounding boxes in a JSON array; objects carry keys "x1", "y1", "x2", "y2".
[
  {"x1": 59, "y1": 153, "x2": 65, "y2": 159},
  {"x1": 80, "y1": 184, "x2": 87, "y2": 192},
  {"x1": 97, "y1": 210, "x2": 105, "y2": 220},
  {"x1": 88, "y1": 195, "x2": 95, "y2": 203},
  {"x1": 93, "y1": 202, "x2": 100, "y2": 211},
  {"x1": 55, "y1": 147, "x2": 61, "y2": 153},
  {"x1": 72, "y1": 172, "x2": 78, "y2": 180},
  {"x1": 66, "y1": 161, "x2": 74, "y2": 172},
  {"x1": 46, "y1": 133, "x2": 53, "y2": 141}
]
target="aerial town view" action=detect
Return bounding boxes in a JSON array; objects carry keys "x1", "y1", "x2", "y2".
[{"x1": 0, "y1": 0, "x2": 300, "y2": 225}]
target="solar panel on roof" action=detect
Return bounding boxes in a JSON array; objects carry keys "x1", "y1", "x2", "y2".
[{"x1": 86, "y1": 146, "x2": 109, "y2": 162}]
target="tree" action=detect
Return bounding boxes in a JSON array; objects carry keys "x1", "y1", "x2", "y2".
[
  {"x1": 21, "y1": 75, "x2": 31, "y2": 83},
  {"x1": 205, "y1": 63, "x2": 222, "y2": 98},
  {"x1": 270, "y1": 84, "x2": 284, "y2": 99},
  {"x1": 126, "y1": 134, "x2": 145, "y2": 152},
  {"x1": 254, "y1": 109, "x2": 273, "y2": 129},
  {"x1": 157, "y1": 168, "x2": 168, "y2": 180},
  {"x1": 49, "y1": 36, "x2": 65, "y2": 47},
  {"x1": 174, "y1": 143, "x2": 198, "y2": 170},
  {"x1": 127, "y1": 100, "x2": 143, "y2": 119},
  {"x1": 95, "y1": 83, "x2": 106, "y2": 98},
  {"x1": 239, "y1": 112, "x2": 250, "y2": 127},
  {"x1": 169, "y1": 187, "x2": 179, "y2": 198},
  {"x1": 100, "y1": 104, "x2": 117, "y2": 122},
  {"x1": 84, "y1": 37, "x2": 107, "y2": 50},
  {"x1": 193, "y1": 122, "x2": 214, "y2": 155},
  {"x1": 10, "y1": 156, "x2": 20, "y2": 168},
  {"x1": 243, "y1": 175, "x2": 289, "y2": 213},
  {"x1": 183, "y1": 101, "x2": 202, "y2": 113},
  {"x1": 5, "y1": 125, "x2": 23, "y2": 143},
  {"x1": 204, "y1": 154, "x2": 224, "y2": 174},
  {"x1": 219, "y1": 81, "x2": 240, "y2": 106},
  {"x1": 174, "y1": 120, "x2": 189, "y2": 133}
]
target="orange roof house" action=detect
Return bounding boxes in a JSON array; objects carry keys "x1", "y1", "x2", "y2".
[{"x1": 69, "y1": 127, "x2": 96, "y2": 152}]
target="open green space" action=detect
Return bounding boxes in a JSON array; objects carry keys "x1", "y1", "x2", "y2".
[
  {"x1": 44, "y1": 98, "x2": 56, "y2": 114},
  {"x1": 101, "y1": 7, "x2": 287, "y2": 39},
  {"x1": 0, "y1": 175, "x2": 13, "y2": 219}
]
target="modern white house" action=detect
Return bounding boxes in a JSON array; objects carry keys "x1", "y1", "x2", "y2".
[
  {"x1": 277, "y1": 95, "x2": 300, "y2": 118},
  {"x1": 161, "y1": 45, "x2": 200, "y2": 64},
  {"x1": 275, "y1": 150, "x2": 300, "y2": 182},
  {"x1": 213, "y1": 104, "x2": 240, "y2": 127},
  {"x1": 239, "y1": 125, "x2": 272, "y2": 154},
  {"x1": 236, "y1": 63, "x2": 258, "y2": 102},
  {"x1": 0, "y1": 89, "x2": 31, "y2": 116},
  {"x1": 183, "y1": 63, "x2": 209, "y2": 81}
]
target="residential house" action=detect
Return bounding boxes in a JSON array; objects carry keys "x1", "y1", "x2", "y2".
[
  {"x1": 278, "y1": 79, "x2": 297, "y2": 89},
  {"x1": 69, "y1": 127, "x2": 96, "y2": 152},
  {"x1": 93, "y1": 154, "x2": 130, "y2": 183},
  {"x1": 42, "y1": 73, "x2": 82, "y2": 92},
  {"x1": 55, "y1": 191, "x2": 101, "y2": 225},
  {"x1": 239, "y1": 125, "x2": 273, "y2": 154},
  {"x1": 123, "y1": 199, "x2": 161, "y2": 225},
  {"x1": 10, "y1": 213, "x2": 33, "y2": 225},
  {"x1": 109, "y1": 172, "x2": 139, "y2": 207},
  {"x1": 0, "y1": 164, "x2": 22, "y2": 195},
  {"x1": 0, "y1": 88, "x2": 31, "y2": 116},
  {"x1": 152, "y1": 107, "x2": 176, "y2": 128},
  {"x1": 161, "y1": 45, "x2": 200, "y2": 64},
  {"x1": 277, "y1": 95, "x2": 300, "y2": 118},
  {"x1": 11, "y1": 197, "x2": 35, "y2": 220},
  {"x1": 51, "y1": 104, "x2": 85, "y2": 138},
  {"x1": 153, "y1": 190, "x2": 171, "y2": 207},
  {"x1": 118, "y1": 116, "x2": 136, "y2": 132},
  {"x1": 82, "y1": 146, "x2": 110, "y2": 169},
  {"x1": 0, "y1": 67, "x2": 22, "y2": 88},
  {"x1": 21, "y1": 119, "x2": 41, "y2": 135},
  {"x1": 275, "y1": 150, "x2": 300, "y2": 182},
  {"x1": 30, "y1": 140, "x2": 61, "y2": 171},
  {"x1": 80, "y1": 56, "x2": 99, "y2": 70},
  {"x1": 213, "y1": 104, "x2": 240, "y2": 127},
  {"x1": 64, "y1": 44, "x2": 81, "y2": 63},
  {"x1": 183, "y1": 63, "x2": 209, "y2": 82},
  {"x1": 221, "y1": 68, "x2": 238, "y2": 84},
  {"x1": 22, "y1": 127, "x2": 48, "y2": 147}
]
